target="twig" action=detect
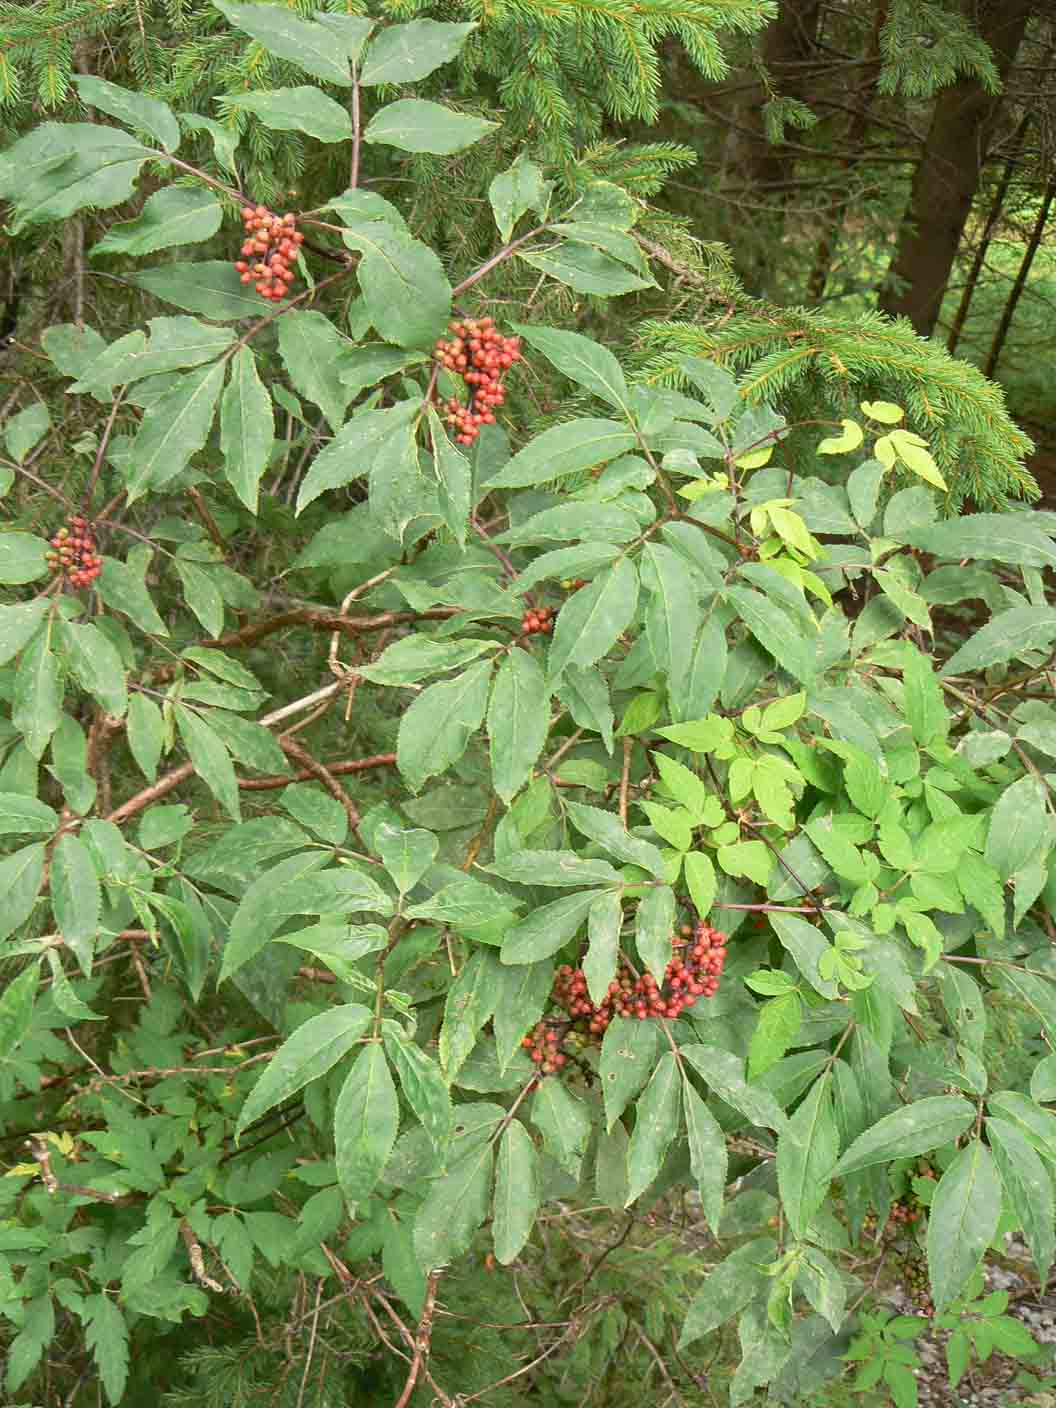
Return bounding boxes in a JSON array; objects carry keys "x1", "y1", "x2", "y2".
[
  {"x1": 279, "y1": 735, "x2": 360, "y2": 832},
  {"x1": 462, "y1": 794, "x2": 499, "y2": 873},
  {"x1": 393, "y1": 1271, "x2": 442, "y2": 1408},
  {"x1": 619, "y1": 737, "x2": 633, "y2": 826},
  {"x1": 82, "y1": 389, "x2": 125, "y2": 514},
  {"x1": 239, "y1": 752, "x2": 397, "y2": 791},
  {"x1": 180, "y1": 1220, "x2": 224, "y2": 1294},
  {"x1": 349, "y1": 73, "x2": 362, "y2": 190},
  {"x1": 636, "y1": 1328, "x2": 688, "y2": 1408},
  {"x1": 295, "y1": 1280, "x2": 324, "y2": 1408}
]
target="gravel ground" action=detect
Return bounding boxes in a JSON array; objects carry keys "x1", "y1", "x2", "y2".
[{"x1": 879, "y1": 1238, "x2": 1056, "y2": 1407}]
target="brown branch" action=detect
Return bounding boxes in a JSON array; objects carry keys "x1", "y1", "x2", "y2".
[
  {"x1": 180, "y1": 1219, "x2": 225, "y2": 1294},
  {"x1": 200, "y1": 606, "x2": 457, "y2": 652},
  {"x1": 187, "y1": 487, "x2": 227, "y2": 555},
  {"x1": 279, "y1": 736, "x2": 361, "y2": 831},
  {"x1": 619, "y1": 738, "x2": 633, "y2": 827},
  {"x1": 393, "y1": 1271, "x2": 443, "y2": 1408},
  {"x1": 239, "y1": 752, "x2": 396, "y2": 791}
]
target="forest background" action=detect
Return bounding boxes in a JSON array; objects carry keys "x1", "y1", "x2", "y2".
[{"x1": 2, "y1": 2, "x2": 1056, "y2": 1407}]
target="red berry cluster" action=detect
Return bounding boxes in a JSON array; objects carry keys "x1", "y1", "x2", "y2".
[
  {"x1": 522, "y1": 1021, "x2": 569, "y2": 1075},
  {"x1": 46, "y1": 517, "x2": 101, "y2": 588},
  {"x1": 433, "y1": 316, "x2": 522, "y2": 445},
  {"x1": 234, "y1": 205, "x2": 305, "y2": 302},
  {"x1": 553, "y1": 921, "x2": 728, "y2": 1034},
  {"x1": 522, "y1": 605, "x2": 553, "y2": 636}
]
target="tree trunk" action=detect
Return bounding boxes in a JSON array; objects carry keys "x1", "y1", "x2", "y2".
[
  {"x1": 805, "y1": 1, "x2": 889, "y2": 304},
  {"x1": 877, "y1": 0, "x2": 1034, "y2": 336},
  {"x1": 946, "y1": 111, "x2": 1032, "y2": 353},
  {"x1": 721, "y1": 0, "x2": 822, "y2": 293},
  {"x1": 983, "y1": 174, "x2": 1056, "y2": 376}
]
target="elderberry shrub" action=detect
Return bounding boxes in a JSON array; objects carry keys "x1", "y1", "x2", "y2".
[
  {"x1": 233, "y1": 204, "x2": 305, "y2": 302},
  {"x1": 523, "y1": 921, "x2": 729, "y2": 1076},
  {"x1": 521, "y1": 604, "x2": 553, "y2": 636},
  {"x1": 433, "y1": 315, "x2": 522, "y2": 444},
  {"x1": 44, "y1": 515, "x2": 101, "y2": 588}
]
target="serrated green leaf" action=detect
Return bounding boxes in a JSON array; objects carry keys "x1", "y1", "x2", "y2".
[
  {"x1": 493, "y1": 1120, "x2": 539, "y2": 1264},
  {"x1": 335, "y1": 1043, "x2": 399, "y2": 1205},
  {"x1": 220, "y1": 346, "x2": 274, "y2": 513},
  {"x1": 214, "y1": 0, "x2": 352, "y2": 84},
  {"x1": 834, "y1": 1096, "x2": 975, "y2": 1175},
  {"x1": 397, "y1": 660, "x2": 493, "y2": 793},
  {"x1": 927, "y1": 1139, "x2": 1001, "y2": 1313},
  {"x1": 236, "y1": 1005, "x2": 372, "y2": 1139},
  {"x1": 625, "y1": 1051, "x2": 680, "y2": 1205}
]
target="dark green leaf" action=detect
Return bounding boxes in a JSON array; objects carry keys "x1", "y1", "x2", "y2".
[
  {"x1": 834, "y1": 1096, "x2": 975, "y2": 1175},
  {"x1": 236, "y1": 1005, "x2": 372, "y2": 1138},
  {"x1": 335, "y1": 1043, "x2": 399, "y2": 1205},
  {"x1": 927, "y1": 1139, "x2": 1002, "y2": 1313},
  {"x1": 214, "y1": 0, "x2": 352, "y2": 85},
  {"x1": 493, "y1": 1120, "x2": 539, "y2": 1264},
  {"x1": 626, "y1": 1051, "x2": 681, "y2": 1205}
]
